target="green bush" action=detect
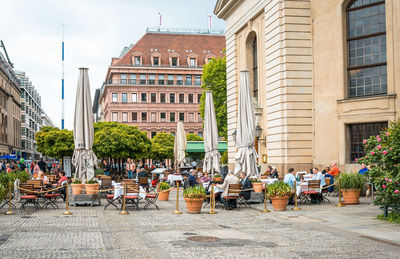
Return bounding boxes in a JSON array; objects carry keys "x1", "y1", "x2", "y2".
[
  {"x1": 159, "y1": 182, "x2": 170, "y2": 191},
  {"x1": 87, "y1": 179, "x2": 99, "y2": 184},
  {"x1": 94, "y1": 169, "x2": 104, "y2": 176},
  {"x1": 250, "y1": 178, "x2": 261, "y2": 183},
  {"x1": 16, "y1": 171, "x2": 30, "y2": 183},
  {"x1": 183, "y1": 186, "x2": 206, "y2": 199},
  {"x1": 340, "y1": 173, "x2": 365, "y2": 190},
  {"x1": 267, "y1": 181, "x2": 291, "y2": 198},
  {"x1": 378, "y1": 212, "x2": 400, "y2": 224},
  {"x1": 72, "y1": 179, "x2": 82, "y2": 184}
]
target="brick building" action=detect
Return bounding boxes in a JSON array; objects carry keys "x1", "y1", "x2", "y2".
[{"x1": 97, "y1": 28, "x2": 225, "y2": 138}]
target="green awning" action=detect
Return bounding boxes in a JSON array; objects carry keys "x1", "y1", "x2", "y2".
[{"x1": 186, "y1": 141, "x2": 227, "y2": 153}]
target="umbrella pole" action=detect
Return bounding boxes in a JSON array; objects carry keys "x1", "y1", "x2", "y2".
[
  {"x1": 63, "y1": 183, "x2": 73, "y2": 215},
  {"x1": 209, "y1": 168, "x2": 217, "y2": 214},
  {"x1": 173, "y1": 181, "x2": 182, "y2": 214}
]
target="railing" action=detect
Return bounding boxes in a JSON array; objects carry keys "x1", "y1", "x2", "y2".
[{"x1": 105, "y1": 79, "x2": 201, "y2": 86}]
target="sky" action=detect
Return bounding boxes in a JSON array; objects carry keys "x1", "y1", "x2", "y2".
[{"x1": 0, "y1": 0, "x2": 225, "y2": 130}]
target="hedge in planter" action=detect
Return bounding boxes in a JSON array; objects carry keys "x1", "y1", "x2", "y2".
[
  {"x1": 267, "y1": 181, "x2": 291, "y2": 211},
  {"x1": 358, "y1": 120, "x2": 400, "y2": 215},
  {"x1": 183, "y1": 185, "x2": 206, "y2": 214},
  {"x1": 340, "y1": 173, "x2": 365, "y2": 204},
  {"x1": 158, "y1": 182, "x2": 171, "y2": 201}
]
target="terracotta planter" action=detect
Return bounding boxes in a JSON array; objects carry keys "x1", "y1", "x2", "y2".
[
  {"x1": 158, "y1": 190, "x2": 170, "y2": 201},
  {"x1": 342, "y1": 189, "x2": 361, "y2": 204},
  {"x1": 85, "y1": 183, "x2": 100, "y2": 195},
  {"x1": 253, "y1": 182, "x2": 263, "y2": 193},
  {"x1": 270, "y1": 196, "x2": 289, "y2": 211},
  {"x1": 71, "y1": 184, "x2": 84, "y2": 195},
  {"x1": 184, "y1": 197, "x2": 204, "y2": 214}
]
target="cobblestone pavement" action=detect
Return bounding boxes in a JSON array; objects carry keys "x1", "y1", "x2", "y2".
[{"x1": 0, "y1": 191, "x2": 399, "y2": 258}]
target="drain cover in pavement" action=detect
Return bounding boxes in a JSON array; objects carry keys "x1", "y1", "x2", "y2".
[
  {"x1": 187, "y1": 236, "x2": 221, "y2": 242},
  {"x1": 183, "y1": 232, "x2": 197, "y2": 236}
]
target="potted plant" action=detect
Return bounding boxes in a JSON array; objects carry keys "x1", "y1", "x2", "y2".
[
  {"x1": 340, "y1": 172, "x2": 365, "y2": 204},
  {"x1": 71, "y1": 179, "x2": 84, "y2": 195},
  {"x1": 158, "y1": 182, "x2": 171, "y2": 201},
  {"x1": 267, "y1": 181, "x2": 291, "y2": 211},
  {"x1": 85, "y1": 179, "x2": 100, "y2": 195},
  {"x1": 213, "y1": 173, "x2": 222, "y2": 182},
  {"x1": 251, "y1": 178, "x2": 263, "y2": 193},
  {"x1": 183, "y1": 185, "x2": 206, "y2": 214}
]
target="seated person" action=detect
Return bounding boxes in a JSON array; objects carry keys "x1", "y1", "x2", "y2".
[
  {"x1": 36, "y1": 171, "x2": 49, "y2": 185},
  {"x1": 283, "y1": 168, "x2": 296, "y2": 205},
  {"x1": 358, "y1": 163, "x2": 369, "y2": 175},
  {"x1": 239, "y1": 172, "x2": 251, "y2": 201},
  {"x1": 321, "y1": 165, "x2": 330, "y2": 175},
  {"x1": 311, "y1": 167, "x2": 325, "y2": 203},
  {"x1": 188, "y1": 170, "x2": 198, "y2": 187},
  {"x1": 325, "y1": 162, "x2": 339, "y2": 192},
  {"x1": 138, "y1": 168, "x2": 148, "y2": 178},
  {"x1": 200, "y1": 172, "x2": 211, "y2": 188},
  {"x1": 270, "y1": 168, "x2": 279, "y2": 178},
  {"x1": 151, "y1": 176, "x2": 159, "y2": 187},
  {"x1": 53, "y1": 170, "x2": 68, "y2": 187},
  {"x1": 216, "y1": 170, "x2": 239, "y2": 209}
]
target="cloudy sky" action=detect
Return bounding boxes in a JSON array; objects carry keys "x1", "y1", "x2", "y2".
[{"x1": 0, "y1": 0, "x2": 225, "y2": 130}]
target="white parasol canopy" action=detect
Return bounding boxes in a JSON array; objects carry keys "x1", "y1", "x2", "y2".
[
  {"x1": 234, "y1": 70, "x2": 258, "y2": 177},
  {"x1": 174, "y1": 121, "x2": 187, "y2": 170},
  {"x1": 71, "y1": 68, "x2": 97, "y2": 182},
  {"x1": 203, "y1": 91, "x2": 220, "y2": 177}
]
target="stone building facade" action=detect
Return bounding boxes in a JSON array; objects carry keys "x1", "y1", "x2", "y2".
[
  {"x1": 214, "y1": 0, "x2": 399, "y2": 173},
  {"x1": 0, "y1": 53, "x2": 21, "y2": 156},
  {"x1": 98, "y1": 28, "x2": 225, "y2": 139}
]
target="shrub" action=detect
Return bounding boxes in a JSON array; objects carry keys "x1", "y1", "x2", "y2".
[
  {"x1": 183, "y1": 186, "x2": 206, "y2": 199},
  {"x1": 159, "y1": 182, "x2": 170, "y2": 191},
  {"x1": 267, "y1": 181, "x2": 291, "y2": 198},
  {"x1": 72, "y1": 179, "x2": 82, "y2": 184},
  {"x1": 340, "y1": 173, "x2": 365, "y2": 190},
  {"x1": 87, "y1": 179, "x2": 99, "y2": 184}
]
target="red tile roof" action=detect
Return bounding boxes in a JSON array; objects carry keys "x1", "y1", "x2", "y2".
[{"x1": 113, "y1": 32, "x2": 225, "y2": 67}]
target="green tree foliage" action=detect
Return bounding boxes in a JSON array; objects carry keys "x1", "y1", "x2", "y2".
[
  {"x1": 93, "y1": 122, "x2": 151, "y2": 159},
  {"x1": 151, "y1": 132, "x2": 175, "y2": 160},
  {"x1": 35, "y1": 127, "x2": 74, "y2": 158},
  {"x1": 186, "y1": 133, "x2": 203, "y2": 161},
  {"x1": 358, "y1": 121, "x2": 400, "y2": 208},
  {"x1": 199, "y1": 56, "x2": 227, "y2": 139},
  {"x1": 186, "y1": 133, "x2": 203, "y2": 141}
]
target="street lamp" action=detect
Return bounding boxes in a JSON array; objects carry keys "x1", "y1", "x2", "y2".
[
  {"x1": 255, "y1": 125, "x2": 262, "y2": 138},
  {"x1": 232, "y1": 129, "x2": 237, "y2": 142}
]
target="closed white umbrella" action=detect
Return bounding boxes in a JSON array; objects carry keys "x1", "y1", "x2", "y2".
[
  {"x1": 203, "y1": 91, "x2": 220, "y2": 177},
  {"x1": 234, "y1": 70, "x2": 258, "y2": 177},
  {"x1": 71, "y1": 68, "x2": 97, "y2": 182},
  {"x1": 174, "y1": 121, "x2": 187, "y2": 170}
]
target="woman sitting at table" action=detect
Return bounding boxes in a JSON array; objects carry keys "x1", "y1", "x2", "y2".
[
  {"x1": 36, "y1": 171, "x2": 49, "y2": 185},
  {"x1": 53, "y1": 170, "x2": 68, "y2": 187},
  {"x1": 200, "y1": 172, "x2": 211, "y2": 184}
]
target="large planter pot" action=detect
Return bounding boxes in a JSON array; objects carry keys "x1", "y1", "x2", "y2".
[
  {"x1": 85, "y1": 183, "x2": 100, "y2": 195},
  {"x1": 342, "y1": 189, "x2": 361, "y2": 204},
  {"x1": 270, "y1": 196, "x2": 289, "y2": 211},
  {"x1": 253, "y1": 182, "x2": 263, "y2": 193},
  {"x1": 71, "y1": 184, "x2": 84, "y2": 195},
  {"x1": 184, "y1": 197, "x2": 204, "y2": 214},
  {"x1": 158, "y1": 190, "x2": 170, "y2": 201}
]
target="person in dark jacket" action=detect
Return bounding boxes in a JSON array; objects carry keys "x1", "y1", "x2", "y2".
[
  {"x1": 138, "y1": 168, "x2": 148, "y2": 178},
  {"x1": 103, "y1": 160, "x2": 110, "y2": 176},
  {"x1": 188, "y1": 170, "x2": 198, "y2": 187},
  {"x1": 239, "y1": 172, "x2": 252, "y2": 201},
  {"x1": 270, "y1": 168, "x2": 279, "y2": 178},
  {"x1": 38, "y1": 158, "x2": 46, "y2": 172}
]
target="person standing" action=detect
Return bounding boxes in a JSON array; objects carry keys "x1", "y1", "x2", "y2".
[
  {"x1": 283, "y1": 168, "x2": 296, "y2": 205},
  {"x1": 191, "y1": 160, "x2": 197, "y2": 169},
  {"x1": 38, "y1": 158, "x2": 46, "y2": 172},
  {"x1": 126, "y1": 158, "x2": 136, "y2": 179},
  {"x1": 19, "y1": 158, "x2": 26, "y2": 171},
  {"x1": 103, "y1": 160, "x2": 110, "y2": 176}
]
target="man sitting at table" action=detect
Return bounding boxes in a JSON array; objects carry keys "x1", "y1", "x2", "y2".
[
  {"x1": 325, "y1": 162, "x2": 339, "y2": 192},
  {"x1": 358, "y1": 163, "x2": 369, "y2": 175},
  {"x1": 217, "y1": 170, "x2": 239, "y2": 209},
  {"x1": 284, "y1": 168, "x2": 296, "y2": 205},
  {"x1": 239, "y1": 172, "x2": 251, "y2": 201},
  {"x1": 188, "y1": 170, "x2": 198, "y2": 187},
  {"x1": 311, "y1": 167, "x2": 325, "y2": 203},
  {"x1": 138, "y1": 168, "x2": 147, "y2": 179}
]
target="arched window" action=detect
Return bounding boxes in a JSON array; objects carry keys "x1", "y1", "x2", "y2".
[
  {"x1": 252, "y1": 37, "x2": 258, "y2": 100},
  {"x1": 347, "y1": 0, "x2": 386, "y2": 97}
]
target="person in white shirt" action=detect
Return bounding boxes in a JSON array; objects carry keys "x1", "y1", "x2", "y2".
[
  {"x1": 191, "y1": 160, "x2": 197, "y2": 169},
  {"x1": 312, "y1": 167, "x2": 326, "y2": 188},
  {"x1": 284, "y1": 168, "x2": 296, "y2": 205}
]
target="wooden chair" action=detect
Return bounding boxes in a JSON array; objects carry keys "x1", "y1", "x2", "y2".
[
  {"x1": 27, "y1": 180, "x2": 43, "y2": 190},
  {"x1": 121, "y1": 179, "x2": 135, "y2": 184},
  {"x1": 19, "y1": 184, "x2": 40, "y2": 211},
  {"x1": 222, "y1": 183, "x2": 240, "y2": 210},
  {"x1": 260, "y1": 175, "x2": 268, "y2": 179},
  {"x1": 139, "y1": 177, "x2": 149, "y2": 192},
  {"x1": 47, "y1": 175, "x2": 56, "y2": 184},
  {"x1": 300, "y1": 180, "x2": 321, "y2": 205},
  {"x1": 124, "y1": 183, "x2": 141, "y2": 210}
]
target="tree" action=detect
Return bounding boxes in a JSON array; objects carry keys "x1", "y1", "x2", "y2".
[
  {"x1": 186, "y1": 133, "x2": 203, "y2": 141},
  {"x1": 151, "y1": 132, "x2": 175, "y2": 160},
  {"x1": 199, "y1": 56, "x2": 227, "y2": 139},
  {"x1": 359, "y1": 121, "x2": 400, "y2": 210},
  {"x1": 186, "y1": 133, "x2": 204, "y2": 161},
  {"x1": 35, "y1": 127, "x2": 74, "y2": 158}
]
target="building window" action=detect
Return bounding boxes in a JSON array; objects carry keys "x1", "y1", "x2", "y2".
[
  {"x1": 122, "y1": 112, "x2": 128, "y2": 122},
  {"x1": 171, "y1": 132, "x2": 175, "y2": 137},
  {"x1": 140, "y1": 74, "x2": 146, "y2": 85},
  {"x1": 134, "y1": 56, "x2": 141, "y2": 66},
  {"x1": 149, "y1": 74, "x2": 155, "y2": 85},
  {"x1": 188, "y1": 94, "x2": 193, "y2": 103},
  {"x1": 129, "y1": 74, "x2": 136, "y2": 84},
  {"x1": 132, "y1": 112, "x2": 137, "y2": 122},
  {"x1": 179, "y1": 112, "x2": 185, "y2": 122},
  {"x1": 252, "y1": 37, "x2": 258, "y2": 102},
  {"x1": 169, "y1": 112, "x2": 175, "y2": 122},
  {"x1": 160, "y1": 112, "x2": 166, "y2": 122},
  {"x1": 131, "y1": 93, "x2": 137, "y2": 103},
  {"x1": 177, "y1": 75, "x2": 183, "y2": 85},
  {"x1": 160, "y1": 93, "x2": 166, "y2": 103},
  {"x1": 167, "y1": 74, "x2": 174, "y2": 85},
  {"x1": 141, "y1": 112, "x2": 147, "y2": 122},
  {"x1": 151, "y1": 132, "x2": 157, "y2": 138},
  {"x1": 188, "y1": 113, "x2": 194, "y2": 122},
  {"x1": 171, "y1": 57, "x2": 178, "y2": 67},
  {"x1": 198, "y1": 132, "x2": 203, "y2": 138},
  {"x1": 153, "y1": 57, "x2": 159, "y2": 66},
  {"x1": 151, "y1": 93, "x2": 156, "y2": 103},
  {"x1": 349, "y1": 121, "x2": 387, "y2": 162},
  {"x1": 158, "y1": 74, "x2": 165, "y2": 85},
  {"x1": 151, "y1": 112, "x2": 156, "y2": 122},
  {"x1": 112, "y1": 93, "x2": 118, "y2": 102},
  {"x1": 347, "y1": 0, "x2": 387, "y2": 97},
  {"x1": 120, "y1": 74, "x2": 127, "y2": 84},
  {"x1": 195, "y1": 75, "x2": 201, "y2": 85},
  {"x1": 198, "y1": 113, "x2": 202, "y2": 122},
  {"x1": 179, "y1": 94, "x2": 185, "y2": 103},
  {"x1": 197, "y1": 94, "x2": 202, "y2": 103},
  {"x1": 112, "y1": 112, "x2": 118, "y2": 122},
  {"x1": 170, "y1": 93, "x2": 175, "y2": 103},
  {"x1": 141, "y1": 93, "x2": 147, "y2": 103},
  {"x1": 186, "y1": 75, "x2": 192, "y2": 85},
  {"x1": 190, "y1": 58, "x2": 196, "y2": 67}
]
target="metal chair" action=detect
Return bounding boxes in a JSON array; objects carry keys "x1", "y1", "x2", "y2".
[
  {"x1": 19, "y1": 184, "x2": 40, "y2": 211},
  {"x1": 139, "y1": 177, "x2": 149, "y2": 192},
  {"x1": 222, "y1": 183, "x2": 240, "y2": 210},
  {"x1": 300, "y1": 180, "x2": 321, "y2": 205}
]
